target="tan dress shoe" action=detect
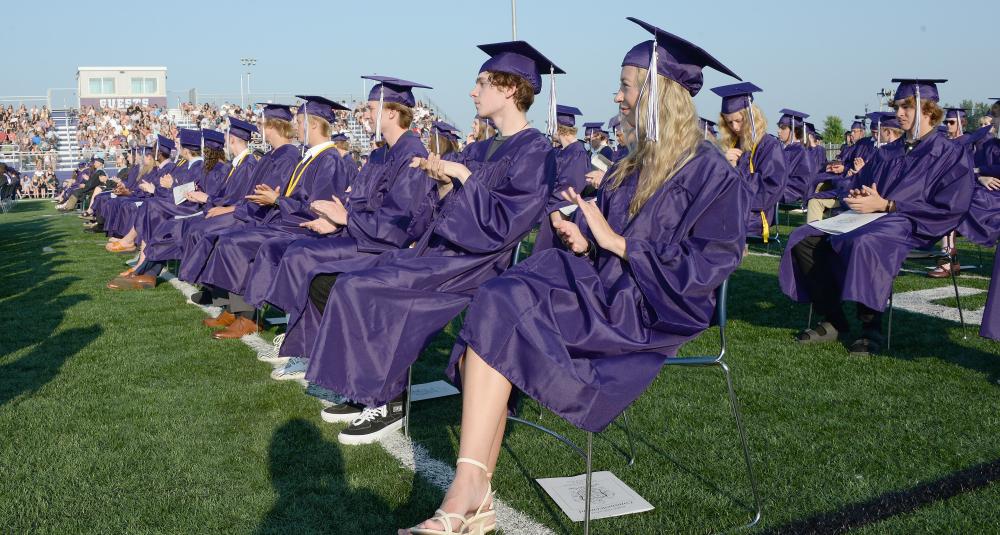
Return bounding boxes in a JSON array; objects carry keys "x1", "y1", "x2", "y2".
[
  {"x1": 202, "y1": 311, "x2": 237, "y2": 328},
  {"x1": 107, "y1": 274, "x2": 156, "y2": 290},
  {"x1": 212, "y1": 317, "x2": 258, "y2": 339}
]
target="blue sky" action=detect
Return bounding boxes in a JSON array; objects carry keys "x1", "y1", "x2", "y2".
[{"x1": 5, "y1": 0, "x2": 997, "y2": 133}]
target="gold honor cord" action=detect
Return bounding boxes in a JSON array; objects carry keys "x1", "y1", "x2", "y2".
[
  {"x1": 737, "y1": 141, "x2": 768, "y2": 243},
  {"x1": 284, "y1": 145, "x2": 338, "y2": 196}
]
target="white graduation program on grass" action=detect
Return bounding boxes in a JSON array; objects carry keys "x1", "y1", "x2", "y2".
[
  {"x1": 536, "y1": 471, "x2": 654, "y2": 522},
  {"x1": 808, "y1": 211, "x2": 888, "y2": 235}
]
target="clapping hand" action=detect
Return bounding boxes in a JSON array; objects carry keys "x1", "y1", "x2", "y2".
[
  {"x1": 159, "y1": 173, "x2": 174, "y2": 188},
  {"x1": 843, "y1": 182, "x2": 887, "y2": 214},
  {"x1": 557, "y1": 187, "x2": 627, "y2": 257},
  {"x1": 299, "y1": 217, "x2": 339, "y2": 235},
  {"x1": 310, "y1": 196, "x2": 348, "y2": 226},
  {"x1": 245, "y1": 184, "x2": 279, "y2": 206}
]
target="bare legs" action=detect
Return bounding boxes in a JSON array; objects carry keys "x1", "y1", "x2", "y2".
[{"x1": 403, "y1": 346, "x2": 511, "y2": 533}]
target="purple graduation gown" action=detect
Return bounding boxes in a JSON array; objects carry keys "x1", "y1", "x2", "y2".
[
  {"x1": 739, "y1": 134, "x2": 788, "y2": 238},
  {"x1": 193, "y1": 143, "x2": 353, "y2": 294},
  {"x1": 956, "y1": 139, "x2": 1000, "y2": 246},
  {"x1": 106, "y1": 163, "x2": 175, "y2": 238},
  {"x1": 145, "y1": 154, "x2": 258, "y2": 263},
  {"x1": 250, "y1": 133, "x2": 438, "y2": 358},
  {"x1": 534, "y1": 140, "x2": 590, "y2": 252},
  {"x1": 982, "y1": 247, "x2": 1000, "y2": 340},
  {"x1": 779, "y1": 132, "x2": 975, "y2": 312},
  {"x1": 135, "y1": 161, "x2": 225, "y2": 246},
  {"x1": 446, "y1": 141, "x2": 749, "y2": 433},
  {"x1": 303, "y1": 128, "x2": 556, "y2": 406},
  {"x1": 780, "y1": 143, "x2": 816, "y2": 204},
  {"x1": 177, "y1": 144, "x2": 301, "y2": 283}
]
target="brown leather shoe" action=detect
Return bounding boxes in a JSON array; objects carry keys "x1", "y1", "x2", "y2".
[
  {"x1": 107, "y1": 274, "x2": 157, "y2": 290},
  {"x1": 202, "y1": 311, "x2": 236, "y2": 328},
  {"x1": 927, "y1": 257, "x2": 960, "y2": 278},
  {"x1": 212, "y1": 316, "x2": 258, "y2": 339}
]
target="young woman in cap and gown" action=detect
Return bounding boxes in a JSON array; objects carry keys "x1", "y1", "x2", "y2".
[
  {"x1": 779, "y1": 78, "x2": 974, "y2": 355},
  {"x1": 713, "y1": 82, "x2": 787, "y2": 244},
  {"x1": 402, "y1": 17, "x2": 748, "y2": 534}
]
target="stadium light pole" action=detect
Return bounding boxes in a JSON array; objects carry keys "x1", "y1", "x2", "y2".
[{"x1": 241, "y1": 58, "x2": 256, "y2": 109}]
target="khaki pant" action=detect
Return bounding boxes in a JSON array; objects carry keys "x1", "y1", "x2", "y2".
[{"x1": 807, "y1": 198, "x2": 836, "y2": 223}]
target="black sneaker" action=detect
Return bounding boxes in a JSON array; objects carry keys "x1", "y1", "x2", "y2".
[
  {"x1": 321, "y1": 400, "x2": 366, "y2": 423},
  {"x1": 337, "y1": 395, "x2": 406, "y2": 445}
]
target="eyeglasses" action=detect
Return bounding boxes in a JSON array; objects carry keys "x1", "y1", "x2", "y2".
[{"x1": 944, "y1": 120, "x2": 956, "y2": 125}]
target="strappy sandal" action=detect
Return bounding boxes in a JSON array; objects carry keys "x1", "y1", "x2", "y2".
[
  {"x1": 795, "y1": 321, "x2": 841, "y2": 344},
  {"x1": 410, "y1": 458, "x2": 496, "y2": 535}
]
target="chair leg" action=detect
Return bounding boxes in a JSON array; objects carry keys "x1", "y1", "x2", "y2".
[
  {"x1": 621, "y1": 408, "x2": 636, "y2": 466},
  {"x1": 584, "y1": 431, "x2": 593, "y2": 535},
  {"x1": 806, "y1": 304, "x2": 813, "y2": 330},
  {"x1": 948, "y1": 267, "x2": 967, "y2": 339},
  {"x1": 404, "y1": 366, "x2": 413, "y2": 437},
  {"x1": 886, "y1": 292, "x2": 894, "y2": 352},
  {"x1": 719, "y1": 361, "x2": 763, "y2": 529}
]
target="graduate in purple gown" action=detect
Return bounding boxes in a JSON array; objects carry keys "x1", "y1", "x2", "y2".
[
  {"x1": 533, "y1": 104, "x2": 589, "y2": 252},
  {"x1": 241, "y1": 77, "x2": 438, "y2": 377},
  {"x1": 713, "y1": 82, "x2": 787, "y2": 242},
  {"x1": 129, "y1": 121, "x2": 262, "y2": 289},
  {"x1": 105, "y1": 136, "x2": 178, "y2": 249},
  {"x1": 777, "y1": 108, "x2": 816, "y2": 204},
  {"x1": 304, "y1": 40, "x2": 562, "y2": 448},
  {"x1": 780, "y1": 78, "x2": 974, "y2": 355},
  {"x1": 194, "y1": 95, "x2": 354, "y2": 339},
  {"x1": 955, "y1": 104, "x2": 1000, "y2": 265},
  {"x1": 402, "y1": 18, "x2": 747, "y2": 534},
  {"x1": 177, "y1": 106, "x2": 302, "y2": 288},
  {"x1": 807, "y1": 122, "x2": 827, "y2": 171},
  {"x1": 699, "y1": 117, "x2": 719, "y2": 141},
  {"x1": 609, "y1": 115, "x2": 630, "y2": 162}
]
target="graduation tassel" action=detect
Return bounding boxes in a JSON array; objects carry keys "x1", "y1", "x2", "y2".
[
  {"x1": 876, "y1": 116, "x2": 882, "y2": 147},
  {"x1": 914, "y1": 85, "x2": 922, "y2": 140},
  {"x1": 374, "y1": 85, "x2": 384, "y2": 143},
  {"x1": 746, "y1": 96, "x2": 757, "y2": 148},
  {"x1": 225, "y1": 124, "x2": 232, "y2": 161},
  {"x1": 301, "y1": 99, "x2": 309, "y2": 157},
  {"x1": 645, "y1": 39, "x2": 659, "y2": 142},
  {"x1": 547, "y1": 65, "x2": 557, "y2": 138}
]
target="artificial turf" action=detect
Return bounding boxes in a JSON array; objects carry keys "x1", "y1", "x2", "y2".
[{"x1": 1, "y1": 199, "x2": 998, "y2": 534}]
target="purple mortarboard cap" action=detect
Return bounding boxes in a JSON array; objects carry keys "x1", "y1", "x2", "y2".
[
  {"x1": 777, "y1": 109, "x2": 809, "y2": 127},
  {"x1": 258, "y1": 103, "x2": 293, "y2": 122},
  {"x1": 202, "y1": 129, "x2": 226, "y2": 149},
  {"x1": 362, "y1": 75, "x2": 431, "y2": 108},
  {"x1": 880, "y1": 112, "x2": 901, "y2": 129},
  {"x1": 850, "y1": 118, "x2": 866, "y2": 130},
  {"x1": 227, "y1": 117, "x2": 257, "y2": 141},
  {"x1": 891, "y1": 78, "x2": 946, "y2": 102},
  {"x1": 582, "y1": 121, "x2": 604, "y2": 136},
  {"x1": 555, "y1": 104, "x2": 582, "y2": 127},
  {"x1": 944, "y1": 108, "x2": 967, "y2": 120},
  {"x1": 91, "y1": 155, "x2": 105, "y2": 163},
  {"x1": 622, "y1": 17, "x2": 740, "y2": 98},
  {"x1": 295, "y1": 95, "x2": 349, "y2": 124},
  {"x1": 178, "y1": 128, "x2": 201, "y2": 150},
  {"x1": 608, "y1": 115, "x2": 621, "y2": 130},
  {"x1": 156, "y1": 135, "x2": 175, "y2": 156},
  {"x1": 330, "y1": 132, "x2": 349, "y2": 142},
  {"x1": 476, "y1": 115, "x2": 496, "y2": 130},
  {"x1": 711, "y1": 82, "x2": 763, "y2": 114},
  {"x1": 432, "y1": 120, "x2": 457, "y2": 134},
  {"x1": 477, "y1": 40, "x2": 564, "y2": 94}
]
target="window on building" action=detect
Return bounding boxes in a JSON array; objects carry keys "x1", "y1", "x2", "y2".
[
  {"x1": 131, "y1": 77, "x2": 157, "y2": 94},
  {"x1": 88, "y1": 77, "x2": 115, "y2": 95}
]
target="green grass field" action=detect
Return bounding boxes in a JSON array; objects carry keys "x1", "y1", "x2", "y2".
[{"x1": 1, "y1": 199, "x2": 998, "y2": 534}]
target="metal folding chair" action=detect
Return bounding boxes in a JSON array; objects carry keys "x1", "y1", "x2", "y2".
[{"x1": 507, "y1": 279, "x2": 761, "y2": 534}]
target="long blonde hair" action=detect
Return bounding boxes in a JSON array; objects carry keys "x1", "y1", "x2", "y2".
[
  {"x1": 607, "y1": 69, "x2": 701, "y2": 217},
  {"x1": 719, "y1": 103, "x2": 767, "y2": 151}
]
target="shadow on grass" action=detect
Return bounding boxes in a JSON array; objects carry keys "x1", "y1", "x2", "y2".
[
  {"x1": 1, "y1": 214, "x2": 90, "y2": 405},
  {"x1": 255, "y1": 418, "x2": 440, "y2": 534},
  {"x1": 726, "y1": 268, "x2": 1000, "y2": 384},
  {"x1": 0, "y1": 325, "x2": 101, "y2": 407},
  {"x1": 763, "y1": 456, "x2": 1000, "y2": 534}
]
